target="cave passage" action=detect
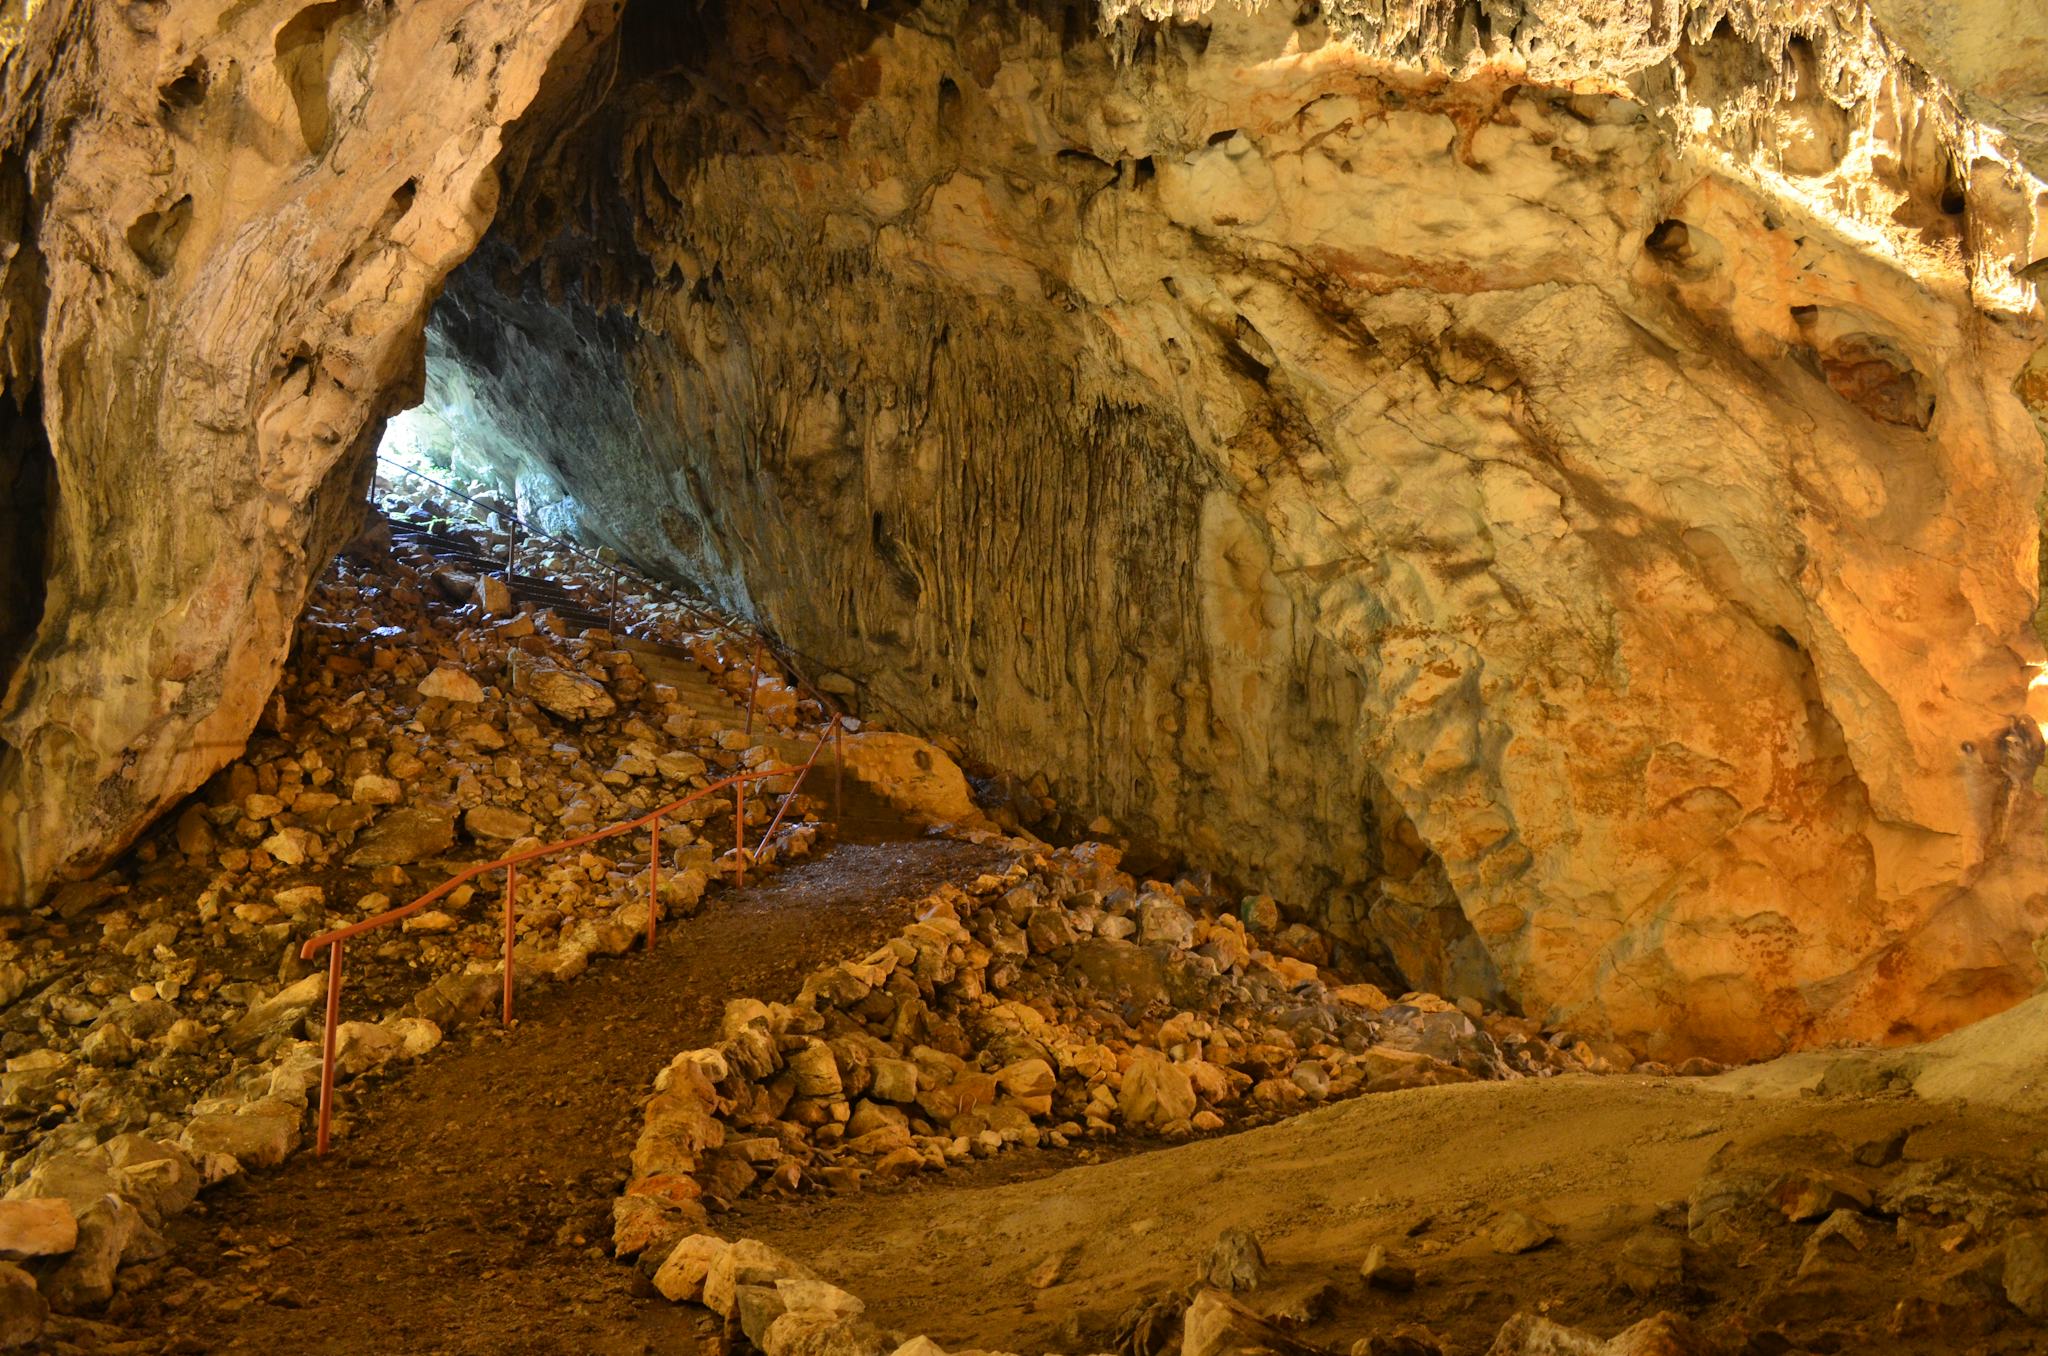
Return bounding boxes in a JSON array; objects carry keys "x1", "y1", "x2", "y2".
[
  {"x1": 0, "y1": 0, "x2": 2045, "y2": 1350},
  {"x1": 329, "y1": 0, "x2": 2048, "y2": 1063}
]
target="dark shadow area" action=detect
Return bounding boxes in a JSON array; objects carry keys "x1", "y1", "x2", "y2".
[{"x1": 0, "y1": 389, "x2": 52, "y2": 701}]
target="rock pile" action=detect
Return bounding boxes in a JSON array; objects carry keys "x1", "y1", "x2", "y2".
[
  {"x1": 615, "y1": 838, "x2": 1658, "y2": 1269},
  {"x1": 379, "y1": 468, "x2": 817, "y2": 699},
  {"x1": 618, "y1": 1226, "x2": 1720, "y2": 1356},
  {"x1": 0, "y1": 502, "x2": 843, "y2": 1339},
  {"x1": 1676, "y1": 1127, "x2": 2048, "y2": 1342}
]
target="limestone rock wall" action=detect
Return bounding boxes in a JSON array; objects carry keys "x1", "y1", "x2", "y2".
[
  {"x1": 0, "y1": 0, "x2": 615, "y2": 905},
  {"x1": 430, "y1": 0, "x2": 2048, "y2": 1058},
  {"x1": 1866, "y1": 0, "x2": 2048, "y2": 175},
  {"x1": 0, "y1": 0, "x2": 2045, "y2": 1062}
]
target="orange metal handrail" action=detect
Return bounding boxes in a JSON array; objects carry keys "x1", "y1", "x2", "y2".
[
  {"x1": 754, "y1": 716, "x2": 841, "y2": 857},
  {"x1": 300, "y1": 715, "x2": 844, "y2": 1155}
]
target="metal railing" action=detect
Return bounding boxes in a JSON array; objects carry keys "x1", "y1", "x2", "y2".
[
  {"x1": 298, "y1": 715, "x2": 846, "y2": 1156},
  {"x1": 375, "y1": 456, "x2": 669, "y2": 635}
]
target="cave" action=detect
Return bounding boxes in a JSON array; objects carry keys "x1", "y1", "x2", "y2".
[{"x1": 0, "y1": 0, "x2": 2045, "y2": 1350}]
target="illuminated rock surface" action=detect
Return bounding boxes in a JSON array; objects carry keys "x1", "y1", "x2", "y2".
[{"x1": 2, "y1": 0, "x2": 2046, "y2": 1058}]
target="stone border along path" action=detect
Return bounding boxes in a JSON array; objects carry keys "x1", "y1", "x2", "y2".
[
  {"x1": 621, "y1": 839, "x2": 1712, "y2": 1355},
  {"x1": 0, "y1": 780, "x2": 838, "y2": 1349},
  {"x1": 92, "y1": 832, "x2": 1009, "y2": 1355},
  {"x1": 0, "y1": 491, "x2": 943, "y2": 1349}
]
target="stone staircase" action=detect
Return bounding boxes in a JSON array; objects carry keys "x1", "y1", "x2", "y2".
[
  {"x1": 387, "y1": 520, "x2": 617, "y2": 634},
  {"x1": 625, "y1": 641, "x2": 913, "y2": 845}
]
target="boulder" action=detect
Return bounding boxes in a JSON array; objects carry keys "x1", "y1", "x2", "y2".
[
  {"x1": 102, "y1": 1136, "x2": 200, "y2": 1224},
  {"x1": 1062, "y1": 939, "x2": 1171, "y2": 1011},
  {"x1": 833, "y1": 732, "x2": 982, "y2": 828},
  {"x1": 518, "y1": 664, "x2": 617, "y2": 722},
  {"x1": 870, "y1": 1059, "x2": 918, "y2": 1104},
  {"x1": 179, "y1": 1099, "x2": 302, "y2": 1169},
  {"x1": 702, "y1": 1239, "x2": 815, "y2": 1319},
  {"x1": 2005, "y1": 1230, "x2": 2048, "y2": 1320},
  {"x1": 1361, "y1": 1244, "x2": 1416, "y2": 1292},
  {"x1": 1489, "y1": 1211, "x2": 1555, "y2": 1255},
  {"x1": 1138, "y1": 896, "x2": 1197, "y2": 948},
  {"x1": 351, "y1": 774, "x2": 403, "y2": 805},
  {"x1": 0, "y1": 1263, "x2": 42, "y2": 1349},
  {"x1": 464, "y1": 804, "x2": 535, "y2": 842},
  {"x1": 1118, "y1": 1049, "x2": 1196, "y2": 1131},
  {"x1": 347, "y1": 806, "x2": 458, "y2": 866},
  {"x1": 653, "y1": 1233, "x2": 727, "y2": 1303},
  {"x1": 1179, "y1": 1288, "x2": 1327, "y2": 1356},
  {"x1": 418, "y1": 666, "x2": 486, "y2": 703},
  {"x1": 225, "y1": 973, "x2": 328, "y2": 1051},
  {"x1": 1203, "y1": 1228, "x2": 1268, "y2": 1292},
  {"x1": 1614, "y1": 1231, "x2": 1684, "y2": 1295},
  {"x1": 1484, "y1": 1312, "x2": 1702, "y2": 1356},
  {"x1": 41, "y1": 1196, "x2": 152, "y2": 1313},
  {"x1": 0, "y1": 1201, "x2": 74, "y2": 1260},
  {"x1": 761, "y1": 1310, "x2": 885, "y2": 1356},
  {"x1": 6, "y1": 1157, "x2": 117, "y2": 1220},
  {"x1": 415, "y1": 667, "x2": 483, "y2": 704},
  {"x1": 656, "y1": 751, "x2": 708, "y2": 782}
]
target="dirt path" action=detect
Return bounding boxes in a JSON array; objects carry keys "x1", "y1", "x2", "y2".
[{"x1": 116, "y1": 835, "x2": 1002, "y2": 1355}]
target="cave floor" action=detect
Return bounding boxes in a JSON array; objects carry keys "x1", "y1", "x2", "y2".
[
  {"x1": 111, "y1": 833, "x2": 1005, "y2": 1355},
  {"x1": 33, "y1": 499, "x2": 2043, "y2": 1355},
  {"x1": 724, "y1": 1073, "x2": 2048, "y2": 1354},
  {"x1": 103, "y1": 833, "x2": 2048, "y2": 1356}
]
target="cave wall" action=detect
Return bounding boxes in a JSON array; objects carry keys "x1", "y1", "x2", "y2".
[
  {"x1": 430, "y1": 0, "x2": 2048, "y2": 1059},
  {"x1": 0, "y1": 0, "x2": 2044, "y2": 1061},
  {"x1": 0, "y1": 0, "x2": 617, "y2": 906},
  {"x1": 1865, "y1": 0, "x2": 2048, "y2": 176}
]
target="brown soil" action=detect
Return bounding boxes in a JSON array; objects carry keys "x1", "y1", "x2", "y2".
[
  {"x1": 71, "y1": 788, "x2": 2048, "y2": 1356},
  {"x1": 724, "y1": 1076, "x2": 2048, "y2": 1355},
  {"x1": 108, "y1": 834, "x2": 1003, "y2": 1355}
]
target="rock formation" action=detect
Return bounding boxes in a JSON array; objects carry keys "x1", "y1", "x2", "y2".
[
  {"x1": 0, "y1": 0, "x2": 617, "y2": 907},
  {"x1": 2, "y1": 0, "x2": 2046, "y2": 1060}
]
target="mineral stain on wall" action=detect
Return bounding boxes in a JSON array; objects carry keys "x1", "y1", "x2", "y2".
[
  {"x1": 411, "y1": 0, "x2": 2048, "y2": 1057},
  {"x1": 0, "y1": 0, "x2": 2045, "y2": 1061}
]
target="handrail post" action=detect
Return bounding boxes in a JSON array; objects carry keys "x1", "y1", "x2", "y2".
[
  {"x1": 756, "y1": 718, "x2": 838, "y2": 859},
  {"x1": 504, "y1": 518, "x2": 518, "y2": 580},
  {"x1": 743, "y1": 637, "x2": 763, "y2": 737},
  {"x1": 316, "y1": 940, "x2": 344, "y2": 1157},
  {"x1": 502, "y1": 863, "x2": 517, "y2": 1026},
  {"x1": 833, "y1": 720, "x2": 844, "y2": 828},
  {"x1": 294, "y1": 769, "x2": 805, "y2": 1163},
  {"x1": 647, "y1": 813, "x2": 662, "y2": 949},
  {"x1": 608, "y1": 571, "x2": 618, "y2": 632}
]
